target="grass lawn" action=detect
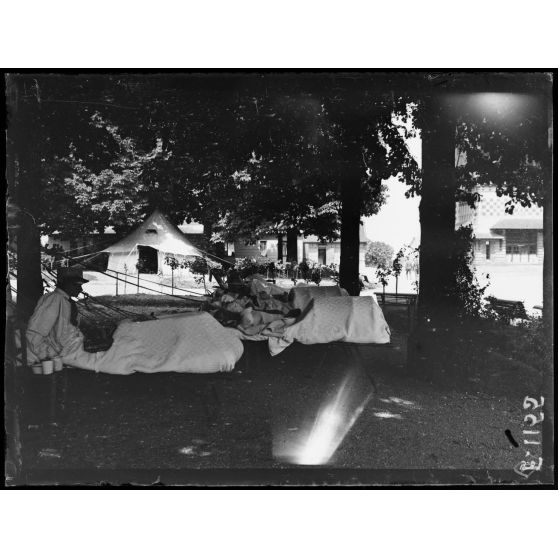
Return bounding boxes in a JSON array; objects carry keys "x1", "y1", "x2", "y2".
[{"x1": 9, "y1": 293, "x2": 550, "y2": 485}]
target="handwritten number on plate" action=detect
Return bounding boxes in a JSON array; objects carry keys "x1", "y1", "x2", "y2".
[
  {"x1": 524, "y1": 412, "x2": 544, "y2": 427},
  {"x1": 523, "y1": 396, "x2": 544, "y2": 410}
]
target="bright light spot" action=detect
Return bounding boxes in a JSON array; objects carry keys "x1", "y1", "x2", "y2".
[
  {"x1": 389, "y1": 397, "x2": 415, "y2": 406},
  {"x1": 178, "y1": 446, "x2": 195, "y2": 455},
  {"x1": 373, "y1": 412, "x2": 403, "y2": 420},
  {"x1": 464, "y1": 93, "x2": 537, "y2": 126},
  {"x1": 296, "y1": 406, "x2": 343, "y2": 465},
  {"x1": 274, "y1": 373, "x2": 374, "y2": 466},
  {"x1": 379, "y1": 396, "x2": 417, "y2": 408}
]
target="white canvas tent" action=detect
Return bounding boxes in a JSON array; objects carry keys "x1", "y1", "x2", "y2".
[{"x1": 102, "y1": 210, "x2": 203, "y2": 275}]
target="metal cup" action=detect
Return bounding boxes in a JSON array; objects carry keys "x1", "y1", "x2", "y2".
[{"x1": 41, "y1": 360, "x2": 54, "y2": 375}]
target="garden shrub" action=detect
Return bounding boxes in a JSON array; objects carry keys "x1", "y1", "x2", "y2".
[{"x1": 450, "y1": 226, "x2": 491, "y2": 319}]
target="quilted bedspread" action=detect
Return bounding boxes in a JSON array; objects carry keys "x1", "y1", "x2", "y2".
[
  {"x1": 268, "y1": 296, "x2": 391, "y2": 355},
  {"x1": 94, "y1": 311, "x2": 244, "y2": 374}
]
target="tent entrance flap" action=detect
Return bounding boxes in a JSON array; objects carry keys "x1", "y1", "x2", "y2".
[{"x1": 137, "y1": 245, "x2": 158, "y2": 274}]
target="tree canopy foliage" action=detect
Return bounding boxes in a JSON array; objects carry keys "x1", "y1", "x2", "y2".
[
  {"x1": 364, "y1": 241, "x2": 395, "y2": 268},
  {"x1": 7, "y1": 74, "x2": 421, "y2": 244},
  {"x1": 454, "y1": 92, "x2": 550, "y2": 209},
  {"x1": 8, "y1": 72, "x2": 551, "y2": 316},
  {"x1": 404, "y1": 89, "x2": 551, "y2": 208},
  {"x1": 212, "y1": 77, "x2": 421, "y2": 244}
]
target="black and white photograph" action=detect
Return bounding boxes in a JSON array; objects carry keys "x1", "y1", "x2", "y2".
[{"x1": 4, "y1": 70, "x2": 554, "y2": 487}]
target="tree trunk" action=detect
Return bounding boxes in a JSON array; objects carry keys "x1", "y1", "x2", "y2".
[
  {"x1": 202, "y1": 220, "x2": 213, "y2": 253},
  {"x1": 407, "y1": 95, "x2": 458, "y2": 376},
  {"x1": 213, "y1": 241, "x2": 226, "y2": 258},
  {"x1": 286, "y1": 228, "x2": 298, "y2": 262},
  {"x1": 202, "y1": 219, "x2": 226, "y2": 258},
  {"x1": 417, "y1": 97, "x2": 458, "y2": 326},
  {"x1": 9, "y1": 76, "x2": 44, "y2": 321},
  {"x1": 339, "y1": 174, "x2": 362, "y2": 296},
  {"x1": 277, "y1": 234, "x2": 284, "y2": 262},
  {"x1": 16, "y1": 212, "x2": 43, "y2": 321}
]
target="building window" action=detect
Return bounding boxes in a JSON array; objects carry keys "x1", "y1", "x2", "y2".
[
  {"x1": 505, "y1": 230, "x2": 537, "y2": 255},
  {"x1": 259, "y1": 240, "x2": 267, "y2": 256},
  {"x1": 485, "y1": 241, "x2": 490, "y2": 260},
  {"x1": 506, "y1": 245, "x2": 520, "y2": 255}
]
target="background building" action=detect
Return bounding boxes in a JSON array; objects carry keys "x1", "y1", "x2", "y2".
[
  {"x1": 233, "y1": 225, "x2": 369, "y2": 268},
  {"x1": 456, "y1": 184, "x2": 543, "y2": 266}
]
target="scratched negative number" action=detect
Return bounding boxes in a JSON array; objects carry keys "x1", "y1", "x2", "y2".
[{"x1": 514, "y1": 396, "x2": 545, "y2": 479}]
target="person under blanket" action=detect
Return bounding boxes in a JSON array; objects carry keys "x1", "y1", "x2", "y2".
[
  {"x1": 26, "y1": 268, "x2": 244, "y2": 374},
  {"x1": 205, "y1": 286, "x2": 300, "y2": 335}
]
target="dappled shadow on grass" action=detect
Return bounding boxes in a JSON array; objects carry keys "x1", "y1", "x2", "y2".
[
  {"x1": 18, "y1": 356, "x2": 274, "y2": 472},
  {"x1": 16, "y1": 294, "x2": 547, "y2": 477}
]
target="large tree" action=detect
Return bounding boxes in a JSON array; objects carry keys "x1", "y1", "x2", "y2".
[
  {"x1": 6, "y1": 73, "x2": 173, "y2": 315},
  {"x1": 401, "y1": 74, "x2": 552, "y2": 324},
  {"x1": 12, "y1": 73, "x2": 547, "y2": 319},
  {"x1": 7, "y1": 74, "x2": 124, "y2": 316},
  {"x1": 405, "y1": 73, "x2": 552, "y2": 374},
  {"x1": 9, "y1": 73, "x2": 419, "y2": 302},
  {"x1": 210, "y1": 75, "x2": 420, "y2": 294},
  {"x1": 320, "y1": 76, "x2": 419, "y2": 294}
]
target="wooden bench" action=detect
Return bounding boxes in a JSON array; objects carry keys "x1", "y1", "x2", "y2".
[
  {"x1": 487, "y1": 297, "x2": 528, "y2": 323},
  {"x1": 376, "y1": 292, "x2": 418, "y2": 325}
]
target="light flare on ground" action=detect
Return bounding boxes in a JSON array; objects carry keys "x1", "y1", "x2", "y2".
[
  {"x1": 373, "y1": 411, "x2": 403, "y2": 419},
  {"x1": 273, "y1": 371, "x2": 374, "y2": 465}
]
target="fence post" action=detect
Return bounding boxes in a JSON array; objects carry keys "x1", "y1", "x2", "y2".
[
  {"x1": 123, "y1": 265, "x2": 128, "y2": 294},
  {"x1": 137, "y1": 271, "x2": 140, "y2": 294},
  {"x1": 115, "y1": 272, "x2": 119, "y2": 296},
  {"x1": 171, "y1": 268, "x2": 174, "y2": 295}
]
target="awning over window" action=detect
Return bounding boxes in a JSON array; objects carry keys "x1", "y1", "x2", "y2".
[
  {"x1": 474, "y1": 231, "x2": 505, "y2": 239},
  {"x1": 491, "y1": 218, "x2": 543, "y2": 230}
]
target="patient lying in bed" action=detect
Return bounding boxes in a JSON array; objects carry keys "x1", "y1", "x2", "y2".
[
  {"x1": 26, "y1": 269, "x2": 243, "y2": 375},
  {"x1": 207, "y1": 281, "x2": 391, "y2": 356}
]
